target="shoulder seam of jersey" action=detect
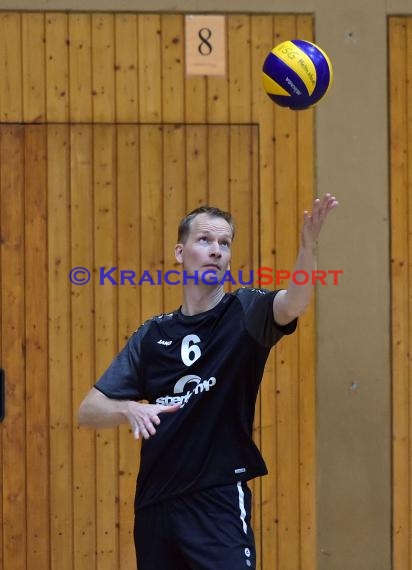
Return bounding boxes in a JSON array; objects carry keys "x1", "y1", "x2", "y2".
[{"x1": 133, "y1": 310, "x2": 176, "y2": 334}]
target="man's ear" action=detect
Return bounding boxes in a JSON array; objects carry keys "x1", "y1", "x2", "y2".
[{"x1": 175, "y1": 243, "x2": 184, "y2": 264}]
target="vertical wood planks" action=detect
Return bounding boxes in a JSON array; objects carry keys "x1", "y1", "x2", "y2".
[
  {"x1": 139, "y1": 125, "x2": 164, "y2": 320},
  {"x1": 138, "y1": 15, "x2": 162, "y2": 123},
  {"x1": 229, "y1": 125, "x2": 253, "y2": 286},
  {"x1": 390, "y1": 17, "x2": 410, "y2": 570},
  {"x1": 116, "y1": 124, "x2": 141, "y2": 569},
  {"x1": 163, "y1": 124, "x2": 186, "y2": 312},
  {"x1": 185, "y1": 125, "x2": 208, "y2": 211},
  {"x1": 92, "y1": 14, "x2": 115, "y2": 123},
  {"x1": 115, "y1": 15, "x2": 139, "y2": 123},
  {"x1": 69, "y1": 14, "x2": 93, "y2": 122},
  {"x1": 70, "y1": 124, "x2": 96, "y2": 570},
  {"x1": 22, "y1": 14, "x2": 46, "y2": 123},
  {"x1": 46, "y1": 13, "x2": 69, "y2": 122},
  {"x1": 228, "y1": 14, "x2": 251, "y2": 124},
  {"x1": 161, "y1": 14, "x2": 185, "y2": 123},
  {"x1": 407, "y1": 20, "x2": 412, "y2": 570},
  {"x1": 93, "y1": 125, "x2": 118, "y2": 570},
  {"x1": 1, "y1": 125, "x2": 26, "y2": 570},
  {"x1": 0, "y1": 14, "x2": 22, "y2": 121},
  {"x1": 207, "y1": 124, "x2": 230, "y2": 211},
  {"x1": 47, "y1": 124, "x2": 73, "y2": 570},
  {"x1": 162, "y1": 16, "x2": 185, "y2": 311},
  {"x1": 24, "y1": 125, "x2": 49, "y2": 570},
  {"x1": 138, "y1": 15, "x2": 164, "y2": 321}
]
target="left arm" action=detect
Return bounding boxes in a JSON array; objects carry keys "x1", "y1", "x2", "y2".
[{"x1": 273, "y1": 193, "x2": 339, "y2": 325}]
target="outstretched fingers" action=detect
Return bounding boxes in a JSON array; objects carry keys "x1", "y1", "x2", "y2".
[
  {"x1": 311, "y1": 194, "x2": 336, "y2": 223},
  {"x1": 301, "y1": 193, "x2": 339, "y2": 246}
]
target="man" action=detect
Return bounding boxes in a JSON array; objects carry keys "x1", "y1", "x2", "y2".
[{"x1": 78, "y1": 194, "x2": 338, "y2": 569}]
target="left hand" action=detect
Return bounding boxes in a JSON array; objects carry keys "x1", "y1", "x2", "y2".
[{"x1": 302, "y1": 193, "x2": 339, "y2": 249}]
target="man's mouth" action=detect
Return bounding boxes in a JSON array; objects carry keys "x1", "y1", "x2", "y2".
[{"x1": 203, "y1": 264, "x2": 221, "y2": 271}]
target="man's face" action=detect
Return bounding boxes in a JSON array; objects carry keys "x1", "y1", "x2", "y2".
[{"x1": 175, "y1": 214, "x2": 232, "y2": 283}]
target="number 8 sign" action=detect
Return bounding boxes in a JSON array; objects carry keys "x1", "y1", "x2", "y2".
[
  {"x1": 198, "y1": 28, "x2": 213, "y2": 56},
  {"x1": 185, "y1": 15, "x2": 226, "y2": 77}
]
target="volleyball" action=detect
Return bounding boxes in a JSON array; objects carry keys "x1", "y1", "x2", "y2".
[{"x1": 262, "y1": 39, "x2": 333, "y2": 110}]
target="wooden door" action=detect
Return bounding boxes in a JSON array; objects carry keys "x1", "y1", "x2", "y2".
[{"x1": 0, "y1": 123, "x2": 259, "y2": 570}]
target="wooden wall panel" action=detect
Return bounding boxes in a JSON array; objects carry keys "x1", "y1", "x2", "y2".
[
  {"x1": 70, "y1": 125, "x2": 96, "y2": 569},
  {"x1": 161, "y1": 14, "x2": 185, "y2": 123},
  {"x1": 228, "y1": 14, "x2": 251, "y2": 123},
  {"x1": 116, "y1": 125, "x2": 141, "y2": 568},
  {"x1": 115, "y1": 15, "x2": 139, "y2": 123},
  {"x1": 139, "y1": 125, "x2": 164, "y2": 321},
  {"x1": 93, "y1": 125, "x2": 118, "y2": 570},
  {"x1": 1, "y1": 126, "x2": 26, "y2": 570},
  {"x1": 92, "y1": 15, "x2": 115, "y2": 123},
  {"x1": 69, "y1": 14, "x2": 93, "y2": 122},
  {"x1": 138, "y1": 15, "x2": 161, "y2": 122},
  {"x1": 407, "y1": 22, "x2": 412, "y2": 570},
  {"x1": 46, "y1": 14, "x2": 69, "y2": 122},
  {"x1": 0, "y1": 12, "x2": 316, "y2": 570},
  {"x1": 390, "y1": 16, "x2": 412, "y2": 570},
  {"x1": 25, "y1": 125, "x2": 49, "y2": 569},
  {"x1": 0, "y1": 15, "x2": 22, "y2": 121},
  {"x1": 47, "y1": 124, "x2": 73, "y2": 570},
  {"x1": 186, "y1": 126, "x2": 208, "y2": 209},
  {"x1": 163, "y1": 124, "x2": 186, "y2": 311},
  {"x1": 22, "y1": 14, "x2": 46, "y2": 122}
]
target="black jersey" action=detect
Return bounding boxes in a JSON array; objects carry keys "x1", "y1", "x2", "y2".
[{"x1": 95, "y1": 287, "x2": 297, "y2": 509}]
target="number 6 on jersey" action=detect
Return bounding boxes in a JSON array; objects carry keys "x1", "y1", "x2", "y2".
[{"x1": 181, "y1": 334, "x2": 201, "y2": 366}]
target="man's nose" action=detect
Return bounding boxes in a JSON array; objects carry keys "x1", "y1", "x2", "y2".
[{"x1": 209, "y1": 241, "x2": 221, "y2": 256}]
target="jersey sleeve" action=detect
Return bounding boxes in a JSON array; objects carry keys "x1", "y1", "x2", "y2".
[
  {"x1": 94, "y1": 322, "x2": 150, "y2": 400},
  {"x1": 236, "y1": 287, "x2": 298, "y2": 347}
]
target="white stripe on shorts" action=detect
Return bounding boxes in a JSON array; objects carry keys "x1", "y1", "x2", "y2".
[{"x1": 237, "y1": 481, "x2": 248, "y2": 535}]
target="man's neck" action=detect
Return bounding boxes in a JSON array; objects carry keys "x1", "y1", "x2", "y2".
[{"x1": 180, "y1": 286, "x2": 225, "y2": 316}]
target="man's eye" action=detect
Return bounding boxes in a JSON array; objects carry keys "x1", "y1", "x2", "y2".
[{"x1": 199, "y1": 236, "x2": 208, "y2": 243}]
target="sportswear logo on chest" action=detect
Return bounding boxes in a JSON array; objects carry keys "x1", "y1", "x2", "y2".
[
  {"x1": 174, "y1": 374, "x2": 201, "y2": 393},
  {"x1": 157, "y1": 339, "x2": 172, "y2": 346},
  {"x1": 155, "y1": 374, "x2": 217, "y2": 407}
]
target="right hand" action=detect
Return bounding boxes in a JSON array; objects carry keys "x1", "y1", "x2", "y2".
[{"x1": 122, "y1": 401, "x2": 181, "y2": 440}]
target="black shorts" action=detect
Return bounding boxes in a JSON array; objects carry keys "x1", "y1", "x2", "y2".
[{"x1": 134, "y1": 481, "x2": 256, "y2": 570}]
